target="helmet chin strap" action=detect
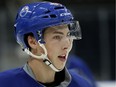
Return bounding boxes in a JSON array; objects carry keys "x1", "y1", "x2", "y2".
[{"x1": 24, "y1": 41, "x2": 62, "y2": 72}]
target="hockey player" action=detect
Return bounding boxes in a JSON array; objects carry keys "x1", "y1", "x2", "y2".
[{"x1": 0, "y1": 1, "x2": 93, "y2": 87}]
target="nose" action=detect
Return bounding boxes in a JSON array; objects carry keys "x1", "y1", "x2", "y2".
[{"x1": 62, "y1": 37, "x2": 72, "y2": 50}]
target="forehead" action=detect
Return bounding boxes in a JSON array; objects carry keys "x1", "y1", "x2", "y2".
[{"x1": 44, "y1": 24, "x2": 69, "y2": 34}]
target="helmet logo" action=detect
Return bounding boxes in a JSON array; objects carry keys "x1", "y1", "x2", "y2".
[{"x1": 20, "y1": 6, "x2": 29, "y2": 17}]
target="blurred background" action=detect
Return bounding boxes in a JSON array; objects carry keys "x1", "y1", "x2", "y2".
[{"x1": 0, "y1": 0, "x2": 115, "y2": 87}]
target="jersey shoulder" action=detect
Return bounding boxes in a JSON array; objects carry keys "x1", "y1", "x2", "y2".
[
  {"x1": 0, "y1": 68, "x2": 24, "y2": 86},
  {"x1": 0, "y1": 67, "x2": 23, "y2": 79},
  {"x1": 0, "y1": 67, "x2": 42, "y2": 87}
]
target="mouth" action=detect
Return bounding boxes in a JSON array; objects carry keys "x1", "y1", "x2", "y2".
[{"x1": 58, "y1": 55, "x2": 66, "y2": 62}]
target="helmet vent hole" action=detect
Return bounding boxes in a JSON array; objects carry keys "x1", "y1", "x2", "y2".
[
  {"x1": 50, "y1": 14, "x2": 57, "y2": 18},
  {"x1": 62, "y1": 20, "x2": 64, "y2": 22},
  {"x1": 45, "y1": 10, "x2": 51, "y2": 14},
  {"x1": 42, "y1": 15, "x2": 49, "y2": 18},
  {"x1": 70, "y1": 18, "x2": 73, "y2": 21},
  {"x1": 54, "y1": 6, "x2": 64, "y2": 10}
]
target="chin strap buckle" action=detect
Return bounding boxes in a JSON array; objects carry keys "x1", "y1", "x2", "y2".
[{"x1": 43, "y1": 59, "x2": 52, "y2": 66}]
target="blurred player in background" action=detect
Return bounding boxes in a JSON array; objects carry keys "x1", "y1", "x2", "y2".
[
  {"x1": 67, "y1": 55, "x2": 97, "y2": 87},
  {"x1": 0, "y1": 1, "x2": 94, "y2": 87}
]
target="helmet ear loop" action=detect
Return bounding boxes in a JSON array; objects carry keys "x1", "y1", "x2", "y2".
[
  {"x1": 24, "y1": 39, "x2": 47, "y2": 60},
  {"x1": 37, "y1": 40, "x2": 47, "y2": 59},
  {"x1": 24, "y1": 48, "x2": 47, "y2": 60}
]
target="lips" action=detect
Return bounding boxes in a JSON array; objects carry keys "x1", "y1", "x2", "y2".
[{"x1": 58, "y1": 55, "x2": 66, "y2": 62}]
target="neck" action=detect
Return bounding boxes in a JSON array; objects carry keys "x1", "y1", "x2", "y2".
[{"x1": 28, "y1": 58, "x2": 55, "y2": 83}]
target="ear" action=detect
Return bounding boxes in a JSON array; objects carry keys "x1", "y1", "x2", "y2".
[{"x1": 27, "y1": 36, "x2": 38, "y2": 49}]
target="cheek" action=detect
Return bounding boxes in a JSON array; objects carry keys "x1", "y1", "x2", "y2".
[
  {"x1": 67, "y1": 40, "x2": 73, "y2": 53},
  {"x1": 69, "y1": 42, "x2": 73, "y2": 51},
  {"x1": 45, "y1": 41, "x2": 60, "y2": 58}
]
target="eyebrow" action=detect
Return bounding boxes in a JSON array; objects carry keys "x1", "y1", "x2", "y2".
[{"x1": 53, "y1": 31, "x2": 64, "y2": 35}]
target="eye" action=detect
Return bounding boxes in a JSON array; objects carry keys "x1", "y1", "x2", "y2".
[{"x1": 53, "y1": 35, "x2": 63, "y2": 40}]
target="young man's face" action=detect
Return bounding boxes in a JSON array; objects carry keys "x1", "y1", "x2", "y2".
[{"x1": 43, "y1": 24, "x2": 73, "y2": 70}]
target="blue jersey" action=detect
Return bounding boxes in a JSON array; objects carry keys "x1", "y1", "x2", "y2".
[{"x1": 0, "y1": 67, "x2": 93, "y2": 87}]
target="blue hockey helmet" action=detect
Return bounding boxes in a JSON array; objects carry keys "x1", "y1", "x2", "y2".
[{"x1": 14, "y1": 1, "x2": 81, "y2": 49}]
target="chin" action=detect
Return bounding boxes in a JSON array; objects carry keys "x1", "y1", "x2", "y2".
[
  {"x1": 53, "y1": 60, "x2": 66, "y2": 70},
  {"x1": 57, "y1": 64, "x2": 65, "y2": 70}
]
